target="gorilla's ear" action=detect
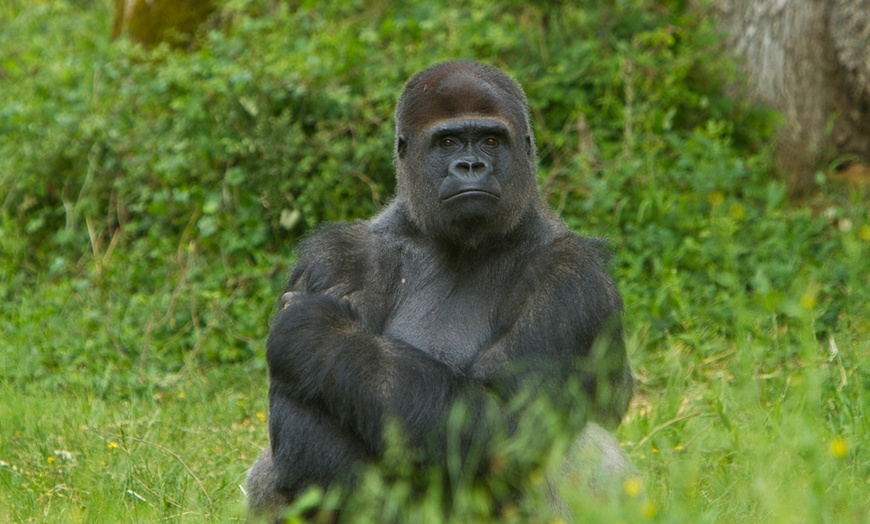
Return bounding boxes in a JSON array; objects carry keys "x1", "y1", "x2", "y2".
[
  {"x1": 397, "y1": 136, "x2": 408, "y2": 159},
  {"x1": 525, "y1": 135, "x2": 533, "y2": 157}
]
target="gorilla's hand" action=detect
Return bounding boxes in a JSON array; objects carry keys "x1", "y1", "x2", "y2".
[{"x1": 281, "y1": 291, "x2": 301, "y2": 310}]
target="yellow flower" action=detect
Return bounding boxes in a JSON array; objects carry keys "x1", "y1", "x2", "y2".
[
  {"x1": 674, "y1": 444, "x2": 684, "y2": 451},
  {"x1": 256, "y1": 411, "x2": 267, "y2": 423},
  {"x1": 729, "y1": 203, "x2": 746, "y2": 220},
  {"x1": 800, "y1": 292, "x2": 817, "y2": 310},
  {"x1": 500, "y1": 504, "x2": 519, "y2": 519},
  {"x1": 830, "y1": 437, "x2": 849, "y2": 458},
  {"x1": 623, "y1": 476, "x2": 643, "y2": 497},
  {"x1": 46, "y1": 456, "x2": 55, "y2": 464},
  {"x1": 108, "y1": 442, "x2": 119, "y2": 450},
  {"x1": 529, "y1": 467, "x2": 546, "y2": 486},
  {"x1": 707, "y1": 191, "x2": 724, "y2": 206},
  {"x1": 177, "y1": 392, "x2": 186, "y2": 399}
]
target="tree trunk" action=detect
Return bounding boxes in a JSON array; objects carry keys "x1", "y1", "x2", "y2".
[
  {"x1": 829, "y1": 0, "x2": 870, "y2": 162},
  {"x1": 111, "y1": 0, "x2": 215, "y2": 48},
  {"x1": 713, "y1": 0, "x2": 870, "y2": 194}
]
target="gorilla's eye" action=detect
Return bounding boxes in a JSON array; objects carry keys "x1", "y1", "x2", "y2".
[
  {"x1": 440, "y1": 138, "x2": 457, "y2": 148},
  {"x1": 483, "y1": 138, "x2": 499, "y2": 147}
]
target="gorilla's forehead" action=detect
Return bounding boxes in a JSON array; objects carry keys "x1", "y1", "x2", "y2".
[
  {"x1": 399, "y1": 70, "x2": 528, "y2": 134},
  {"x1": 427, "y1": 72, "x2": 503, "y2": 118}
]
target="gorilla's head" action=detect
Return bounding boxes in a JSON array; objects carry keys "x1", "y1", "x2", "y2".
[{"x1": 393, "y1": 60, "x2": 539, "y2": 247}]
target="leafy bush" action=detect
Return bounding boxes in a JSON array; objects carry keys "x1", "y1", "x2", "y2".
[
  {"x1": 2, "y1": 0, "x2": 762, "y2": 261},
  {"x1": 1, "y1": 0, "x2": 787, "y2": 361}
]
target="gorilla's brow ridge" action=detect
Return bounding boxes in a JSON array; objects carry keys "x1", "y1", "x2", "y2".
[{"x1": 425, "y1": 117, "x2": 514, "y2": 135}]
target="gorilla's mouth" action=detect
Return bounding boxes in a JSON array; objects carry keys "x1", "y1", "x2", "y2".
[{"x1": 442, "y1": 188, "x2": 501, "y2": 201}]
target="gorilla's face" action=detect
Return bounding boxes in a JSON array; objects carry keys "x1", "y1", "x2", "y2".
[
  {"x1": 397, "y1": 116, "x2": 534, "y2": 246},
  {"x1": 424, "y1": 117, "x2": 511, "y2": 220},
  {"x1": 394, "y1": 62, "x2": 538, "y2": 247}
]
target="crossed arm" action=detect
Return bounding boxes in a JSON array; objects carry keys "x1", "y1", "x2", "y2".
[
  {"x1": 266, "y1": 258, "x2": 628, "y2": 464},
  {"x1": 268, "y1": 292, "x2": 495, "y2": 459}
]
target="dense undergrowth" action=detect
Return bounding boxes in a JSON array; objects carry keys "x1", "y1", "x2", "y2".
[{"x1": 1, "y1": 1, "x2": 868, "y2": 522}]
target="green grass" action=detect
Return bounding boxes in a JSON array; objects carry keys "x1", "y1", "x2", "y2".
[
  {"x1": 2, "y1": 0, "x2": 869, "y2": 522},
  {"x1": 2, "y1": 213, "x2": 867, "y2": 523},
  {"x1": 0, "y1": 369, "x2": 261, "y2": 522},
  {"x1": 0, "y1": 220, "x2": 279, "y2": 522}
]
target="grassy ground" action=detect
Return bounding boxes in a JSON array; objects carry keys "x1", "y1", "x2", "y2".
[
  {"x1": 0, "y1": 368, "x2": 260, "y2": 522},
  {"x1": 2, "y1": 195, "x2": 867, "y2": 523},
  {"x1": 0, "y1": 263, "x2": 271, "y2": 522}
]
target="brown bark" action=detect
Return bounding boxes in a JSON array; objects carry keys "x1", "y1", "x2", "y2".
[
  {"x1": 829, "y1": 0, "x2": 870, "y2": 160},
  {"x1": 111, "y1": 0, "x2": 215, "y2": 48},
  {"x1": 713, "y1": 0, "x2": 870, "y2": 194}
]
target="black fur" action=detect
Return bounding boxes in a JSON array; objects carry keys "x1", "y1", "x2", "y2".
[{"x1": 247, "y1": 60, "x2": 633, "y2": 518}]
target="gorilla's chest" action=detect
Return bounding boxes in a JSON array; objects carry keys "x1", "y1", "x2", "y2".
[{"x1": 383, "y1": 258, "x2": 499, "y2": 371}]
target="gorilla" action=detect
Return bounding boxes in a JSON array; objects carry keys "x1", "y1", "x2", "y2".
[{"x1": 247, "y1": 60, "x2": 635, "y2": 520}]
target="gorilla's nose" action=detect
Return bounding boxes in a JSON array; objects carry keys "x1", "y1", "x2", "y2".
[{"x1": 450, "y1": 158, "x2": 492, "y2": 178}]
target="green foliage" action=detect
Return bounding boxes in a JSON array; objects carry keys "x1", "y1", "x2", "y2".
[
  {"x1": 1, "y1": 0, "x2": 761, "y2": 273},
  {"x1": 1, "y1": 0, "x2": 869, "y2": 523}
]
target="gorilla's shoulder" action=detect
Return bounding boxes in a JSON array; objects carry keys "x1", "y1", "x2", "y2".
[
  {"x1": 297, "y1": 221, "x2": 373, "y2": 259},
  {"x1": 563, "y1": 233, "x2": 622, "y2": 304},
  {"x1": 537, "y1": 213, "x2": 614, "y2": 266},
  {"x1": 368, "y1": 202, "x2": 420, "y2": 240},
  {"x1": 564, "y1": 233, "x2": 614, "y2": 265},
  {"x1": 289, "y1": 221, "x2": 375, "y2": 293},
  {"x1": 536, "y1": 230, "x2": 619, "y2": 300}
]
